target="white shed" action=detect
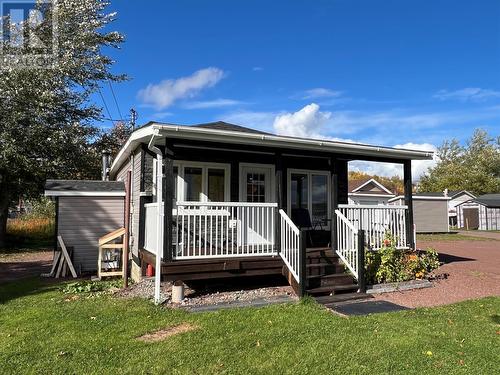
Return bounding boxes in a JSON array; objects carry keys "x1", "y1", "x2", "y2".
[
  {"x1": 456, "y1": 194, "x2": 500, "y2": 230},
  {"x1": 45, "y1": 180, "x2": 125, "y2": 274}
]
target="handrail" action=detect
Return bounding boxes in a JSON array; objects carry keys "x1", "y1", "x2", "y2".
[
  {"x1": 177, "y1": 201, "x2": 278, "y2": 207},
  {"x1": 335, "y1": 210, "x2": 357, "y2": 232},
  {"x1": 335, "y1": 209, "x2": 359, "y2": 279},
  {"x1": 279, "y1": 209, "x2": 301, "y2": 284},
  {"x1": 279, "y1": 209, "x2": 300, "y2": 235},
  {"x1": 338, "y1": 204, "x2": 408, "y2": 209}
]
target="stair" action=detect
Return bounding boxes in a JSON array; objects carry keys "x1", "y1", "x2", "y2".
[{"x1": 304, "y1": 247, "x2": 361, "y2": 299}]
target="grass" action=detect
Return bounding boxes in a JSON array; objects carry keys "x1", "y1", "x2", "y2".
[
  {"x1": 1, "y1": 217, "x2": 54, "y2": 254},
  {"x1": 417, "y1": 233, "x2": 493, "y2": 242},
  {"x1": 1, "y1": 278, "x2": 499, "y2": 374}
]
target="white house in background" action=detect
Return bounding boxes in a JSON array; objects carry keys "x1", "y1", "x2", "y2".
[
  {"x1": 456, "y1": 194, "x2": 500, "y2": 230},
  {"x1": 445, "y1": 190, "x2": 476, "y2": 227},
  {"x1": 348, "y1": 178, "x2": 396, "y2": 205}
]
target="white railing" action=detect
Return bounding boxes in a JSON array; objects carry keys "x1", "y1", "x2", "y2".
[
  {"x1": 279, "y1": 209, "x2": 301, "y2": 283},
  {"x1": 335, "y1": 209, "x2": 360, "y2": 279},
  {"x1": 173, "y1": 202, "x2": 278, "y2": 259},
  {"x1": 144, "y1": 203, "x2": 159, "y2": 255},
  {"x1": 338, "y1": 205, "x2": 408, "y2": 249}
]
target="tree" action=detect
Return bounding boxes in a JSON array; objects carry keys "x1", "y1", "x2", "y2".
[
  {"x1": 419, "y1": 129, "x2": 500, "y2": 195},
  {"x1": 348, "y1": 171, "x2": 404, "y2": 194},
  {"x1": 0, "y1": 0, "x2": 125, "y2": 247}
]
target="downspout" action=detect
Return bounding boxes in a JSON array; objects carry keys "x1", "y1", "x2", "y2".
[{"x1": 148, "y1": 128, "x2": 163, "y2": 305}]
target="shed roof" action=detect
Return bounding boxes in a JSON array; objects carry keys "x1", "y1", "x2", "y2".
[
  {"x1": 45, "y1": 180, "x2": 125, "y2": 197},
  {"x1": 474, "y1": 194, "x2": 500, "y2": 208}
]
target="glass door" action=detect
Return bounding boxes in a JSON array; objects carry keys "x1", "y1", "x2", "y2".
[{"x1": 289, "y1": 170, "x2": 330, "y2": 229}]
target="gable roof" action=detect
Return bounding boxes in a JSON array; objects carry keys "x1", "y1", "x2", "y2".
[
  {"x1": 45, "y1": 180, "x2": 125, "y2": 197},
  {"x1": 110, "y1": 122, "x2": 434, "y2": 177},
  {"x1": 348, "y1": 178, "x2": 394, "y2": 195},
  {"x1": 448, "y1": 190, "x2": 476, "y2": 199}
]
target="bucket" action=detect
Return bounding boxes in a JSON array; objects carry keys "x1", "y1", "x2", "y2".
[{"x1": 172, "y1": 280, "x2": 184, "y2": 303}]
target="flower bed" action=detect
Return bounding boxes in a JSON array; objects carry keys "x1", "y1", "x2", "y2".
[{"x1": 364, "y1": 234, "x2": 440, "y2": 284}]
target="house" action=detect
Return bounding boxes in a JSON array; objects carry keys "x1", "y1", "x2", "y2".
[
  {"x1": 348, "y1": 178, "x2": 396, "y2": 205},
  {"x1": 456, "y1": 194, "x2": 500, "y2": 230},
  {"x1": 389, "y1": 192, "x2": 450, "y2": 233},
  {"x1": 47, "y1": 121, "x2": 434, "y2": 303},
  {"x1": 446, "y1": 190, "x2": 476, "y2": 227}
]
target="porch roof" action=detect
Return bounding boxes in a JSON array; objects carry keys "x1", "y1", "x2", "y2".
[{"x1": 110, "y1": 122, "x2": 434, "y2": 176}]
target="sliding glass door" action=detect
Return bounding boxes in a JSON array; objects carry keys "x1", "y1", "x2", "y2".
[{"x1": 289, "y1": 170, "x2": 330, "y2": 229}]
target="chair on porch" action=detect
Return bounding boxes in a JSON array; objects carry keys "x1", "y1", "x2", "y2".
[{"x1": 291, "y1": 208, "x2": 315, "y2": 247}]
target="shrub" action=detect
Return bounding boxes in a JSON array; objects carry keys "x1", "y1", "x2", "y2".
[{"x1": 364, "y1": 234, "x2": 440, "y2": 284}]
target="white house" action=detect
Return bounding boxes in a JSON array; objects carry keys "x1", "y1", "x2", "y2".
[
  {"x1": 348, "y1": 178, "x2": 396, "y2": 205},
  {"x1": 446, "y1": 190, "x2": 476, "y2": 227}
]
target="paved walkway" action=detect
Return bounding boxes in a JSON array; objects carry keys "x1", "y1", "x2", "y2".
[
  {"x1": 373, "y1": 239, "x2": 500, "y2": 308},
  {"x1": 0, "y1": 251, "x2": 53, "y2": 283},
  {"x1": 458, "y1": 230, "x2": 500, "y2": 241}
]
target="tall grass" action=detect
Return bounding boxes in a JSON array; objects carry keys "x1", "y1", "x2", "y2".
[{"x1": 7, "y1": 217, "x2": 55, "y2": 242}]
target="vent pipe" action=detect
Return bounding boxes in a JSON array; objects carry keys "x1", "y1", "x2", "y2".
[{"x1": 102, "y1": 151, "x2": 111, "y2": 181}]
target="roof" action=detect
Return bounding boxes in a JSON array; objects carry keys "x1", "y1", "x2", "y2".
[
  {"x1": 109, "y1": 121, "x2": 434, "y2": 177},
  {"x1": 414, "y1": 192, "x2": 446, "y2": 197},
  {"x1": 45, "y1": 180, "x2": 125, "y2": 197},
  {"x1": 348, "y1": 178, "x2": 395, "y2": 196},
  {"x1": 389, "y1": 193, "x2": 451, "y2": 202},
  {"x1": 192, "y1": 121, "x2": 269, "y2": 135},
  {"x1": 448, "y1": 190, "x2": 476, "y2": 199},
  {"x1": 474, "y1": 194, "x2": 500, "y2": 208}
]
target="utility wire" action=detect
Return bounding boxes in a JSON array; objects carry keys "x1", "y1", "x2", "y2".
[
  {"x1": 97, "y1": 87, "x2": 113, "y2": 122},
  {"x1": 107, "y1": 80, "x2": 123, "y2": 121}
]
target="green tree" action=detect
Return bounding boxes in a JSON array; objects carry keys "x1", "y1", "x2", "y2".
[
  {"x1": 419, "y1": 129, "x2": 500, "y2": 195},
  {"x1": 0, "y1": 0, "x2": 125, "y2": 247}
]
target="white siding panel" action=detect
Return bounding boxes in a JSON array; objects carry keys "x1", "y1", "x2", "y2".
[{"x1": 58, "y1": 196, "x2": 124, "y2": 272}]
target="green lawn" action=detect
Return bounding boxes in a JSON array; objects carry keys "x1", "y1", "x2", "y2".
[
  {"x1": 0, "y1": 279, "x2": 499, "y2": 374},
  {"x1": 417, "y1": 233, "x2": 493, "y2": 242}
]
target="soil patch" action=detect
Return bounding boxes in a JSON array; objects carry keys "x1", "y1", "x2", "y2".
[
  {"x1": 0, "y1": 251, "x2": 53, "y2": 283},
  {"x1": 137, "y1": 323, "x2": 199, "y2": 342}
]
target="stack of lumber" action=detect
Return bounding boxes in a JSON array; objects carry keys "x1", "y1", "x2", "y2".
[{"x1": 41, "y1": 236, "x2": 77, "y2": 278}]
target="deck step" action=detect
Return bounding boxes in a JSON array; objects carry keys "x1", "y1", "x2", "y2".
[
  {"x1": 315, "y1": 292, "x2": 372, "y2": 305},
  {"x1": 306, "y1": 283, "x2": 359, "y2": 296},
  {"x1": 306, "y1": 273, "x2": 354, "y2": 287}
]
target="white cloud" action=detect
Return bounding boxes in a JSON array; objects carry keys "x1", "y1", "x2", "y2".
[
  {"x1": 302, "y1": 88, "x2": 342, "y2": 99},
  {"x1": 273, "y1": 103, "x2": 332, "y2": 138},
  {"x1": 137, "y1": 67, "x2": 225, "y2": 109},
  {"x1": 252, "y1": 66, "x2": 263, "y2": 72},
  {"x1": 433, "y1": 88, "x2": 500, "y2": 102},
  {"x1": 183, "y1": 98, "x2": 244, "y2": 109}
]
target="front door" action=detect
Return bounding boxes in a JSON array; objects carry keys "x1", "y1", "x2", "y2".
[{"x1": 239, "y1": 165, "x2": 274, "y2": 246}]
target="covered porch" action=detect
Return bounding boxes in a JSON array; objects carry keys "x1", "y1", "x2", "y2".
[{"x1": 139, "y1": 132, "x2": 416, "y2": 299}]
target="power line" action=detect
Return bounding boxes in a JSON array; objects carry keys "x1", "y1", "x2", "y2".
[
  {"x1": 107, "y1": 81, "x2": 123, "y2": 121},
  {"x1": 97, "y1": 87, "x2": 113, "y2": 121}
]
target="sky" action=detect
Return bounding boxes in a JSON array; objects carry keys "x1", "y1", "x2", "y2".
[{"x1": 96, "y1": 0, "x2": 500, "y2": 180}]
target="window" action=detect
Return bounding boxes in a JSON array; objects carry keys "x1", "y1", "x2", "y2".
[
  {"x1": 311, "y1": 174, "x2": 328, "y2": 224},
  {"x1": 175, "y1": 162, "x2": 230, "y2": 202},
  {"x1": 246, "y1": 173, "x2": 266, "y2": 203},
  {"x1": 291, "y1": 173, "x2": 308, "y2": 210}
]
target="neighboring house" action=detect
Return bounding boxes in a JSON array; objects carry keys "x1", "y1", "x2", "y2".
[
  {"x1": 348, "y1": 178, "x2": 396, "y2": 205},
  {"x1": 46, "y1": 121, "x2": 433, "y2": 300},
  {"x1": 456, "y1": 194, "x2": 500, "y2": 230},
  {"x1": 389, "y1": 192, "x2": 450, "y2": 233},
  {"x1": 446, "y1": 190, "x2": 476, "y2": 227}
]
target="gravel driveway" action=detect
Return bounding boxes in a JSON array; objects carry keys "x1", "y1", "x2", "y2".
[
  {"x1": 0, "y1": 251, "x2": 53, "y2": 284},
  {"x1": 373, "y1": 239, "x2": 500, "y2": 308}
]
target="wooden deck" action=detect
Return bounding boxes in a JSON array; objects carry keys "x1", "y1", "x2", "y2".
[{"x1": 140, "y1": 249, "x2": 284, "y2": 281}]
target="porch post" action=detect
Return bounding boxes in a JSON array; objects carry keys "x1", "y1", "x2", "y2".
[
  {"x1": 331, "y1": 158, "x2": 348, "y2": 251},
  {"x1": 163, "y1": 140, "x2": 174, "y2": 261},
  {"x1": 275, "y1": 153, "x2": 284, "y2": 252},
  {"x1": 403, "y1": 160, "x2": 415, "y2": 249}
]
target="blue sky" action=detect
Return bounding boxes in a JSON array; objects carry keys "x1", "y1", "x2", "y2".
[{"x1": 97, "y1": 0, "x2": 500, "y2": 178}]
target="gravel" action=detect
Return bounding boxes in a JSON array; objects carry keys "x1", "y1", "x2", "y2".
[{"x1": 114, "y1": 278, "x2": 297, "y2": 308}]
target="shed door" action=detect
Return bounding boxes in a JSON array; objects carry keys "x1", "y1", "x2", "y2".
[{"x1": 463, "y1": 208, "x2": 479, "y2": 230}]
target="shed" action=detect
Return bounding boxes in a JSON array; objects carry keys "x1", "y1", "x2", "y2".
[
  {"x1": 456, "y1": 194, "x2": 500, "y2": 230},
  {"x1": 389, "y1": 193, "x2": 450, "y2": 233},
  {"x1": 45, "y1": 180, "x2": 125, "y2": 274}
]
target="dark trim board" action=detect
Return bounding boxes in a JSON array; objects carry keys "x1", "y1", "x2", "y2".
[{"x1": 140, "y1": 249, "x2": 284, "y2": 281}]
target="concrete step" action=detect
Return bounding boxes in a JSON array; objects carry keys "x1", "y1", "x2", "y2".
[{"x1": 314, "y1": 292, "x2": 372, "y2": 305}]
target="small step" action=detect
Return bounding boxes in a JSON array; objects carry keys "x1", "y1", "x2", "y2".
[
  {"x1": 315, "y1": 292, "x2": 372, "y2": 305},
  {"x1": 306, "y1": 283, "x2": 359, "y2": 296},
  {"x1": 306, "y1": 273, "x2": 354, "y2": 287}
]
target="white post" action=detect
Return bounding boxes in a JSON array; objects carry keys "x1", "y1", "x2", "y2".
[{"x1": 154, "y1": 154, "x2": 163, "y2": 304}]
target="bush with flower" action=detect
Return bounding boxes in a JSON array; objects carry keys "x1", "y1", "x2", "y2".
[{"x1": 364, "y1": 233, "x2": 440, "y2": 284}]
